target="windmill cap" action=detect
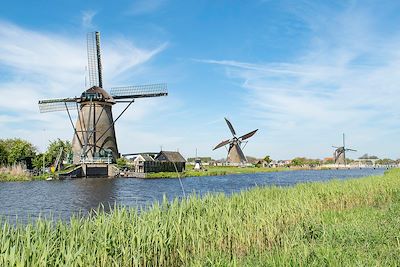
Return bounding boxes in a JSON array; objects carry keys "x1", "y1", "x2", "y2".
[{"x1": 79, "y1": 86, "x2": 116, "y2": 103}]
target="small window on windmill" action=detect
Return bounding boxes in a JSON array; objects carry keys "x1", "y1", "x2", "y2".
[{"x1": 82, "y1": 92, "x2": 101, "y2": 101}]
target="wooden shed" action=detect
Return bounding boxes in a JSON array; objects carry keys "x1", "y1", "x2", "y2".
[{"x1": 154, "y1": 151, "x2": 186, "y2": 172}]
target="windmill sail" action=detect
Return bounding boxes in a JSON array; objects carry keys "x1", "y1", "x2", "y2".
[
  {"x1": 224, "y1": 117, "x2": 236, "y2": 136},
  {"x1": 239, "y1": 129, "x2": 258, "y2": 141},
  {"x1": 87, "y1": 32, "x2": 103, "y2": 88},
  {"x1": 213, "y1": 139, "x2": 231, "y2": 150},
  {"x1": 109, "y1": 83, "x2": 168, "y2": 99},
  {"x1": 38, "y1": 98, "x2": 78, "y2": 113}
]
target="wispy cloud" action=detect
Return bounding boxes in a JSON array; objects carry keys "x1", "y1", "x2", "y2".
[
  {"x1": 201, "y1": 3, "x2": 400, "y2": 159},
  {"x1": 0, "y1": 21, "x2": 168, "y2": 151},
  {"x1": 81, "y1": 10, "x2": 97, "y2": 29},
  {"x1": 103, "y1": 40, "x2": 168, "y2": 83}
]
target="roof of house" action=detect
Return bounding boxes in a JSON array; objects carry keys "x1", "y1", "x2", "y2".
[
  {"x1": 134, "y1": 154, "x2": 154, "y2": 161},
  {"x1": 142, "y1": 154, "x2": 155, "y2": 161},
  {"x1": 155, "y1": 151, "x2": 186, "y2": 162}
]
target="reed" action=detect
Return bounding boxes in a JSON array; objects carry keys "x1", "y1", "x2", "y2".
[
  {"x1": 1, "y1": 169, "x2": 400, "y2": 266},
  {"x1": 0, "y1": 164, "x2": 31, "y2": 181}
]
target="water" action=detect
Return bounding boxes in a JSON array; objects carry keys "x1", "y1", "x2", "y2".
[{"x1": 0, "y1": 168, "x2": 386, "y2": 223}]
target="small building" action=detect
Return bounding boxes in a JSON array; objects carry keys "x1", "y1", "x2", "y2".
[
  {"x1": 154, "y1": 151, "x2": 186, "y2": 172},
  {"x1": 356, "y1": 154, "x2": 379, "y2": 166},
  {"x1": 133, "y1": 154, "x2": 155, "y2": 173},
  {"x1": 125, "y1": 150, "x2": 187, "y2": 173}
]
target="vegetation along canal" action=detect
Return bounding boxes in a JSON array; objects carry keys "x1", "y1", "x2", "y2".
[{"x1": 0, "y1": 168, "x2": 385, "y2": 223}]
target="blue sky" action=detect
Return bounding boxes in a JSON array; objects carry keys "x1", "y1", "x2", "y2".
[{"x1": 1, "y1": 0, "x2": 400, "y2": 160}]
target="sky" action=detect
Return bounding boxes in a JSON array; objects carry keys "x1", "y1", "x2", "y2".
[{"x1": 1, "y1": 0, "x2": 400, "y2": 160}]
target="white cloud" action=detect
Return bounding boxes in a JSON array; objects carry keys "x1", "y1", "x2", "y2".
[
  {"x1": 103, "y1": 40, "x2": 168, "y2": 84},
  {"x1": 0, "y1": 21, "x2": 168, "y2": 152},
  {"x1": 81, "y1": 10, "x2": 97, "y2": 29}
]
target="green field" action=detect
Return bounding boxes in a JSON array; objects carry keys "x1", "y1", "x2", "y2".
[
  {"x1": 146, "y1": 165, "x2": 289, "y2": 178},
  {"x1": 1, "y1": 169, "x2": 400, "y2": 266}
]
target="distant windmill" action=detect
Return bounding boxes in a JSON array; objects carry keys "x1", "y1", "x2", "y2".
[
  {"x1": 38, "y1": 32, "x2": 167, "y2": 164},
  {"x1": 213, "y1": 118, "x2": 258, "y2": 164},
  {"x1": 194, "y1": 148, "x2": 202, "y2": 170},
  {"x1": 332, "y1": 133, "x2": 356, "y2": 166}
]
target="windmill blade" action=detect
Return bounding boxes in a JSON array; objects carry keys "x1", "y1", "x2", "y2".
[
  {"x1": 346, "y1": 148, "x2": 357, "y2": 152},
  {"x1": 224, "y1": 117, "x2": 236, "y2": 136},
  {"x1": 38, "y1": 98, "x2": 78, "y2": 113},
  {"x1": 87, "y1": 31, "x2": 103, "y2": 88},
  {"x1": 109, "y1": 83, "x2": 168, "y2": 99},
  {"x1": 239, "y1": 129, "x2": 258, "y2": 141},
  {"x1": 213, "y1": 139, "x2": 231, "y2": 150}
]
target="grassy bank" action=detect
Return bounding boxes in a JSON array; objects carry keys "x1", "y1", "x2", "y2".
[
  {"x1": 146, "y1": 165, "x2": 289, "y2": 178},
  {"x1": 1, "y1": 169, "x2": 400, "y2": 266},
  {"x1": 0, "y1": 164, "x2": 78, "y2": 182},
  {"x1": 0, "y1": 165, "x2": 34, "y2": 182}
]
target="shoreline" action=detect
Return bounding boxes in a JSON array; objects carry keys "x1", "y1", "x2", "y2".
[
  {"x1": 0, "y1": 165, "x2": 391, "y2": 181},
  {"x1": 129, "y1": 165, "x2": 389, "y2": 179},
  {"x1": 142, "y1": 166, "x2": 290, "y2": 179}
]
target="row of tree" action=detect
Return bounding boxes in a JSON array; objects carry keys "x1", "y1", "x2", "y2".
[
  {"x1": 268, "y1": 156, "x2": 398, "y2": 167},
  {"x1": 0, "y1": 138, "x2": 72, "y2": 170}
]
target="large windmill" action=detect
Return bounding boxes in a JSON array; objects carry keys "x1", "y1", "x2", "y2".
[
  {"x1": 332, "y1": 133, "x2": 356, "y2": 166},
  {"x1": 213, "y1": 118, "x2": 258, "y2": 164},
  {"x1": 38, "y1": 32, "x2": 167, "y2": 164}
]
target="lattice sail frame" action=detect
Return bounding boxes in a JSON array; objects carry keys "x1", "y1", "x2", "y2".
[
  {"x1": 38, "y1": 98, "x2": 78, "y2": 113},
  {"x1": 87, "y1": 32, "x2": 103, "y2": 88},
  {"x1": 109, "y1": 83, "x2": 168, "y2": 99}
]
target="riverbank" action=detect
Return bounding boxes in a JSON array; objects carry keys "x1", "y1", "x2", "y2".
[
  {"x1": 1, "y1": 169, "x2": 399, "y2": 266},
  {"x1": 0, "y1": 165, "x2": 79, "y2": 182},
  {"x1": 145, "y1": 165, "x2": 289, "y2": 178},
  {"x1": 0, "y1": 169, "x2": 53, "y2": 182},
  {"x1": 0, "y1": 165, "x2": 35, "y2": 182}
]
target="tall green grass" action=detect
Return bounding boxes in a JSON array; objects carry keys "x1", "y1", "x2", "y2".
[
  {"x1": 146, "y1": 165, "x2": 289, "y2": 178},
  {"x1": 1, "y1": 169, "x2": 400, "y2": 266}
]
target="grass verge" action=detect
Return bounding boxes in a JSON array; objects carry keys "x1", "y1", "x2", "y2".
[
  {"x1": 146, "y1": 165, "x2": 289, "y2": 178},
  {"x1": 1, "y1": 169, "x2": 400, "y2": 266}
]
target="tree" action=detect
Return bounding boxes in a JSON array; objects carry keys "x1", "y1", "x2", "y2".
[
  {"x1": 1, "y1": 138, "x2": 37, "y2": 164},
  {"x1": 0, "y1": 142, "x2": 8, "y2": 165},
  {"x1": 291, "y1": 157, "x2": 308, "y2": 166},
  {"x1": 116, "y1": 157, "x2": 128, "y2": 169},
  {"x1": 32, "y1": 153, "x2": 46, "y2": 170},
  {"x1": 290, "y1": 157, "x2": 321, "y2": 167},
  {"x1": 263, "y1": 155, "x2": 272, "y2": 164},
  {"x1": 45, "y1": 139, "x2": 72, "y2": 165}
]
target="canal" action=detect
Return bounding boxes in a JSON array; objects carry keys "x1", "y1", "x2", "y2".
[{"x1": 0, "y1": 168, "x2": 386, "y2": 223}]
